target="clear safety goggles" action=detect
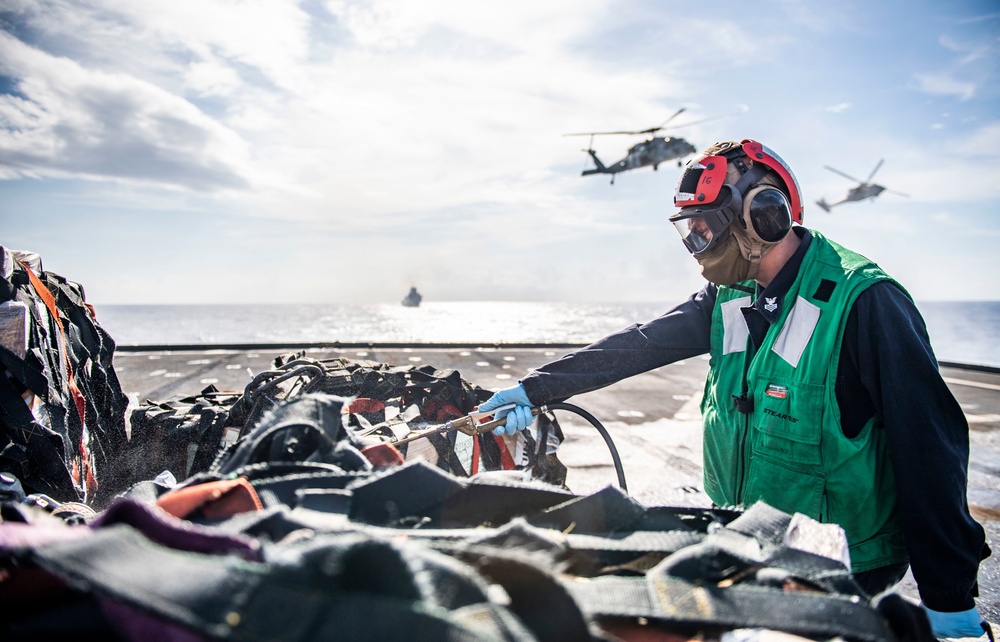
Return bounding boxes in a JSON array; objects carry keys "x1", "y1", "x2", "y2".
[
  {"x1": 669, "y1": 186, "x2": 740, "y2": 255},
  {"x1": 671, "y1": 211, "x2": 732, "y2": 255},
  {"x1": 670, "y1": 185, "x2": 791, "y2": 255}
]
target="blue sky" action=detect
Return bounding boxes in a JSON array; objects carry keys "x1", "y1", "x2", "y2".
[{"x1": 1, "y1": 0, "x2": 998, "y2": 304}]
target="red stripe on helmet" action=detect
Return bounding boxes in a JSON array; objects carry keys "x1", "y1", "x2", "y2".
[{"x1": 740, "y1": 139, "x2": 803, "y2": 224}]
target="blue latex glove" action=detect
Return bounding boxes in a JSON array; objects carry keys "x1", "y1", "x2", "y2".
[
  {"x1": 477, "y1": 384, "x2": 535, "y2": 436},
  {"x1": 925, "y1": 606, "x2": 985, "y2": 639}
]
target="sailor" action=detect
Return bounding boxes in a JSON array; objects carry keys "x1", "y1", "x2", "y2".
[{"x1": 479, "y1": 139, "x2": 990, "y2": 638}]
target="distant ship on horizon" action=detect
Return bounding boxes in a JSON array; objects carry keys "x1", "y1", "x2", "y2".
[{"x1": 401, "y1": 287, "x2": 422, "y2": 307}]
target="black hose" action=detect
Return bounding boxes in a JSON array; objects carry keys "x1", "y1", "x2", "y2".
[{"x1": 543, "y1": 402, "x2": 627, "y2": 493}]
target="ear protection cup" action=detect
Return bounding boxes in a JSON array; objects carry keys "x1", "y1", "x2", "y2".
[{"x1": 741, "y1": 184, "x2": 792, "y2": 243}]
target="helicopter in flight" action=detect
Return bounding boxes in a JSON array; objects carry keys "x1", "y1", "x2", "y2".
[
  {"x1": 815, "y1": 160, "x2": 910, "y2": 212},
  {"x1": 564, "y1": 108, "x2": 724, "y2": 185}
]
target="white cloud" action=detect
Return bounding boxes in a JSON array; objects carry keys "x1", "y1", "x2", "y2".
[
  {"x1": 20, "y1": 0, "x2": 314, "y2": 91},
  {"x1": 825, "y1": 103, "x2": 852, "y2": 113},
  {"x1": 910, "y1": 21, "x2": 998, "y2": 104},
  {"x1": 3, "y1": 0, "x2": 693, "y2": 211},
  {"x1": 930, "y1": 209, "x2": 954, "y2": 223},
  {"x1": 324, "y1": 0, "x2": 609, "y2": 53},
  {"x1": 0, "y1": 32, "x2": 259, "y2": 190},
  {"x1": 183, "y1": 60, "x2": 242, "y2": 98},
  {"x1": 943, "y1": 122, "x2": 1000, "y2": 157},
  {"x1": 0, "y1": 0, "x2": 785, "y2": 220},
  {"x1": 938, "y1": 34, "x2": 995, "y2": 66},
  {"x1": 913, "y1": 73, "x2": 976, "y2": 101}
]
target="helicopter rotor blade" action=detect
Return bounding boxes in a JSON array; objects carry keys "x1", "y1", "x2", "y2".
[
  {"x1": 655, "y1": 107, "x2": 687, "y2": 130},
  {"x1": 659, "y1": 105, "x2": 749, "y2": 131},
  {"x1": 824, "y1": 165, "x2": 864, "y2": 184},
  {"x1": 564, "y1": 107, "x2": 689, "y2": 138},
  {"x1": 865, "y1": 159, "x2": 884, "y2": 184},
  {"x1": 563, "y1": 130, "x2": 642, "y2": 137},
  {"x1": 563, "y1": 105, "x2": 745, "y2": 138}
]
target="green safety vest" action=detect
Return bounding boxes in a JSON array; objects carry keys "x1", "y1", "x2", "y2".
[{"x1": 701, "y1": 231, "x2": 907, "y2": 573}]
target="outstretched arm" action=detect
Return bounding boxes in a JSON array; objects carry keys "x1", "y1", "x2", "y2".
[
  {"x1": 521, "y1": 284, "x2": 716, "y2": 405},
  {"x1": 478, "y1": 284, "x2": 717, "y2": 435}
]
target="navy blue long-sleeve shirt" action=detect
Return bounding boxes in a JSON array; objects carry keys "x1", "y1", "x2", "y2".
[{"x1": 520, "y1": 228, "x2": 987, "y2": 611}]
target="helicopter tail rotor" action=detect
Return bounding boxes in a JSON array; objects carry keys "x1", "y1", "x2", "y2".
[{"x1": 816, "y1": 198, "x2": 832, "y2": 213}]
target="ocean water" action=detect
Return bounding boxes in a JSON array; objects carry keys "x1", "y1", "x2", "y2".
[{"x1": 94, "y1": 300, "x2": 1000, "y2": 368}]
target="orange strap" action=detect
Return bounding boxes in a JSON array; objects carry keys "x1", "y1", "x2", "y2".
[
  {"x1": 471, "y1": 435, "x2": 480, "y2": 476},
  {"x1": 19, "y1": 261, "x2": 96, "y2": 496},
  {"x1": 345, "y1": 398, "x2": 386, "y2": 414},
  {"x1": 19, "y1": 263, "x2": 87, "y2": 419},
  {"x1": 157, "y1": 478, "x2": 264, "y2": 519},
  {"x1": 360, "y1": 442, "x2": 405, "y2": 469},
  {"x1": 492, "y1": 434, "x2": 516, "y2": 470}
]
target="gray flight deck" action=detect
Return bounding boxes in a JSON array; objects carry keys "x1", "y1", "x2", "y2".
[{"x1": 113, "y1": 344, "x2": 1000, "y2": 621}]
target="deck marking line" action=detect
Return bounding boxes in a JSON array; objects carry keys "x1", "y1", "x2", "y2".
[{"x1": 943, "y1": 377, "x2": 1000, "y2": 392}]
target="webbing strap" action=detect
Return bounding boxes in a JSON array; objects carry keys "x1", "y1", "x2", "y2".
[
  {"x1": 0, "y1": 373, "x2": 76, "y2": 499},
  {"x1": 567, "y1": 575, "x2": 893, "y2": 642},
  {"x1": 157, "y1": 478, "x2": 264, "y2": 520},
  {"x1": 30, "y1": 522, "x2": 536, "y2": 642},
  {"x1": 493, "y1": 432, "x2": 515, "y2": 469},
  {"x1": 444, "y1": 543, "x2": 593, "y2": 642},
  {"x1": 218, "y1": 506, "x2": 707, "y2": 561},
  {"x1": 18, "y1": 262, "x2": 96, "y2": 499},
  {"x1": 470, "y1": 432, "x2": 480, "y2": 475},
  {"x1": 19, "y1": 263, "x2": 84, "y2": 422}
]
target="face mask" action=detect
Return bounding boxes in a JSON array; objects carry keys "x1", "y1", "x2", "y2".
[
  {"x1": 695, "y1": 230, "x2": 753, "y2": 285},
  {"x1": 693, "y1": 190, "x2": 791, "y2": 286}
]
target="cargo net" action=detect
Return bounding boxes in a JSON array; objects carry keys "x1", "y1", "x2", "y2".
[
  {"x1": 119, "y1": 351, "x2": 567, "y2": 495},
  {"x1": 0, "y1": 248, "x2": 129, "y2": 508},
  {"x1": 0, "y1": 344, "x2": 937, "y2": 640},
  {"x1": 0, "y1": 394, "x2": 934, "y2": 642}
]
